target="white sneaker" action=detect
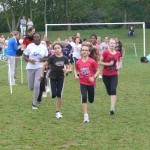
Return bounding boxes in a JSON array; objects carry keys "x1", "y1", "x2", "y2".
[
  {"x1": 56, "y1": 112, "x2": 63, "y2": 118},
  {"x1": 99, "y1": 75, "x2": 102, "y2": 79},
  {"x1": 32, "y1": 105, "x2": 38, "y2": 110},
  {"x1": 46, "y1": 86, "x2": 50, "y2": 92},
  {"x1": 84, "y1": 114, "x2": 89, "y2": 122},
  {"x1": 43, "y1": 91, "x2": 47, "y2": 97}
]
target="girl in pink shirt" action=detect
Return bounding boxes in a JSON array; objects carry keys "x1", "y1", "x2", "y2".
[
  {"x1": 74, "y1": 42, "x2": 100, "y2": 122},
  {"x1": 100, "y1": 38, "x2": 121, "y2": 115}
]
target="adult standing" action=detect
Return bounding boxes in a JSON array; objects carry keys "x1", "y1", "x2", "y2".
[
  {"x1": 99, "y1": 38, "x2": 121, "y2": 115},
  {"x1": 27, "y1": 18, "x2": 34, "y2": 29},
  {"x1": 23, "y1": 33, "x2": 48, "y2": 109},
  {"x1": 6, "y1": 31, "x2": 20, "y2": 86},
  {"x1": 20, "y1": 16, "x2": 27, "y2": 36}
]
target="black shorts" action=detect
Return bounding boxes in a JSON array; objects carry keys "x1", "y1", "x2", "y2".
[
  {"x1": 80, "y1": 84, "x2": 95, "y2": 103},
  {"x1": 103, "y1": 75, "x2": 118, "y2": 95},
  {"x1": 50, "y1": 78, "x2": 64, "y2": 98}
]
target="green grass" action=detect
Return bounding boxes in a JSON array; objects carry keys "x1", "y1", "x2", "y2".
[{"x1": 0, "y1": 29, "x2": 150, "y2": 149}]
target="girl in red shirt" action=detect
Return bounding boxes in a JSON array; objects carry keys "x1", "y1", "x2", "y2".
[
  {"x1": 74, "y1": 42, "x2": 100, "y2": 122},
  {"x1": 100, "y1": 38, "x2": 121, "y2": 115}
]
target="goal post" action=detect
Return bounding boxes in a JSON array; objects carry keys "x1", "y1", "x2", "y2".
[{"x1": 45, "y1": 22, "x2": 146, "y2": 56}]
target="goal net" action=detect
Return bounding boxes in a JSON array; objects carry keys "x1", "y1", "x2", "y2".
[{"x1": 45, "y1": 22, "x2": 146, "y2": 57}]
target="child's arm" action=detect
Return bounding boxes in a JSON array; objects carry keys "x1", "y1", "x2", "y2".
[
  {"x1": 89, "y1": 67, "x2": 100, "y2": 82},
  {"x1": 74, "y1": 67, "x2": 79, "y2": 80},
  {"x1": 62, "y1": 64, "x2": 70, "y2": 74},
  {"x1": 122, "y1": 47, "x2": 125, "y2": 58},
  {"x1": 99, "y1": 55, "x2": 114, "y2": 66},
  {"x1": 116, "y1": 58, "x2": 122, "y2": 70}
]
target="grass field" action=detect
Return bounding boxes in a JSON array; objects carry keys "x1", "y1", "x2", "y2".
[{"x1": 0, "y1": 29, "x2": 150, "y2": 149}]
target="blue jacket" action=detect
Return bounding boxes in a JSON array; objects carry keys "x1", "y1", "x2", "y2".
[{"x1": 6, "y1": 37, "x2": 18, "y2": 56}]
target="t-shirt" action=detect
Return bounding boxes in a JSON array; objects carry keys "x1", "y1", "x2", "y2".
[
  {"x1": 76, "y1": 57, "x2": 99, "y2": 86},
  {"x1": 24, "y1": 43, "x2": 48, "y2": 69},
  {"x1": 72, "y1": 44, "x2": 82, "y2": 59},
  {"x1": 146, "y1": 54, "x2": 150, "y2": 62},
  {"x1": 20, "y1": 19, "x2": 27, "y2": 27},
  {"x1": 102, "y1": 50, "x2": 121, "y2": 76},
  {"x1": 48, "y1": 55, "x2": 69, "y2": 79},
  {"x1": 101, "y1": 42, "x2": 109, "y2": 51},
  {"x1": 22, "y1": 35, "x2": 33, "y2": 47},
  {"x1": 63, "y1": 44, "x2": 72, "y2": 59}
]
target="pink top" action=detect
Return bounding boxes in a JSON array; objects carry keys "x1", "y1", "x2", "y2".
[
  {"x1": 102, "y1": 50, "x2": 121, "y2": 76},
  {"x1": 76, "y1": 57, "x2": 99, "y2": 85}
]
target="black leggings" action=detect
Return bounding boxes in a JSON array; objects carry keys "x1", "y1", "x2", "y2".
[
  {"x1": 80, "y1": 84, "x2": 95, "y2": 103},
  {"x1": 37, "y1": 71, "x2": 47, "y2": 102},
  {"x1": 103, "y1": 75, "x2": 118, "y2": 95},
  {"x1": 50, "y1": 78, "x2": 64, "y2": 98}
]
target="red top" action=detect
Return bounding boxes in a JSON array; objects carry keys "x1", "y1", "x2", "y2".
[
  {"x1": 22, "y1": 36, "x2": 33, "y2": 47},
  {"x1": 76, "y1": 57, "x2": 99, "y2": 85},
  {"x1": 102, "y1": 50, "x2": 121, "y2": 76}
]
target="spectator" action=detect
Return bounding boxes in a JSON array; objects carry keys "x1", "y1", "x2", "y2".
[
  {"x1": 27, "y1": 18, "x2": 34, "y2": 29},
  {"x1": 6, "y1": 31, "x2": 20, "y2": 86},
  {"x1": 128, "y1": 25, "x2": 134, "y2": 37},
  {"x1": 140, "y1": 54, "x2": 150, "y2": 63},
  {"x1": 20, "y1": 16, "x2": 27, "y2": 36}
]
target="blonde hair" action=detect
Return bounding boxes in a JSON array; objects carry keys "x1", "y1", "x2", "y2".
[{"x1": 11, "y1": 31, "x2": 19, "y2": 36}]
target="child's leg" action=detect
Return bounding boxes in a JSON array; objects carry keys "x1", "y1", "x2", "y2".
[
  {"x1": 56, "y1": 78, "x2": 64, "y2": 112},
  {"x1": 80, "y1": 84, "x2": 88, "y2": 114},
  {"x1": 110, "y1": 75, "x2": 118, "y2": 112},
  {"x1": 49, "y1": 78, "x2": 57, "y2": 98},
  {"x1": 103, "y1": 75, "x2": 111, "y2": 95},
  {"x1": 33, "y1": 68, "x2": 41, "y2": 106},
  {"x1": 37, "y1": 73, "x2": 46, "y2": 102},
  {"x1": 87, "y1": 85, "x2": 95, "y2": 103}
]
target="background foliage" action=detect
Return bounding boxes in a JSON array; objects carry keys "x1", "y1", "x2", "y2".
[{"x1": 0, "y1": 0, "x2": 150, "y2": 32}]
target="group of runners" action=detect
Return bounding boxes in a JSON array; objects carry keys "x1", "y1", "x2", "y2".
[{"x1": 2, "y1": 27, "x2": 126, "y2": 122}]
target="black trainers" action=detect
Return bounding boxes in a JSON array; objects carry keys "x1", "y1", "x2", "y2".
[{"x1": 109, "y1": 110, "x2": 115, "y2": 115}]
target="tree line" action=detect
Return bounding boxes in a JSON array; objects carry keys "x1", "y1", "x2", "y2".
[{"x1": 0, "y1": 0, "x2": 150, "y2": 33}]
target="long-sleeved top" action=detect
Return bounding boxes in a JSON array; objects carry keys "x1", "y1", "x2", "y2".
[{"x1": 6, "y1": 37, "x2": 18, "y2": 56}]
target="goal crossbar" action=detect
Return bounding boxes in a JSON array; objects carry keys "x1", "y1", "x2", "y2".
[{"x1": 45, "y1": 22, "x2": 146, "y2": 56}]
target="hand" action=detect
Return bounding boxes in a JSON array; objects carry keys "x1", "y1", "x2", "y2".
[
  {"x1": 75, "y1": 75, "x2": 79, "y2": 80},
  {"x1": 62, "y1": 68, "x2": 67, "y2": 74},
  {"x1": 109, "y1": 60, "x2": 114, "y2": 66},
  {"x1": 38, "y1": 76, "x2": 44, "y2": 81},
  {"x1": 29, "y1": 59, "x2": 36, "y2": 64},
  {"x1": 39, "y1": 58, "x2": 43, "y2": 62},
  {"x1": 121, "y1": 56, "x2": 124, "y2": 60},
  {"x1": 88, "y1": 76, "x2": 95, "y2": 82}
]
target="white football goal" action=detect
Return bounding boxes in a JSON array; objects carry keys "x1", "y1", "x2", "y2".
[{"x1": 45, "y1": 22, "x2": 146, "y2": 56}]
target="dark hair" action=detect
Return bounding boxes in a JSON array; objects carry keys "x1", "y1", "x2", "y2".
[
  {"x1": 140, "y1": 57, "x2": 147, "y2": 62},
  {"x1": 81, "y1": 42, "x2": 100, "y2": 62},
  {"x1": 90, "y1": 34, "x2": 97, "y2": 40},
  {"x1": 52, "y1": 41, "x2": 64, "y2": 50},
  {"x1": 28, "y1": 27, "x2": 35, "y2": 32},
  {"x1": 33, "y1": 32, "x2": 41, "y2": 37}
]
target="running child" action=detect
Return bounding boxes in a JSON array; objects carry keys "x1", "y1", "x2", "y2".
[
  {"x1": 40, "y1": 42, "x2": 69, "y2": 119},
  {"x1": 74, "y1": 42, "x2": 100, "y2": 123},
  {"x1": 99, "y1": 38, "x2": 121, "y2": 115}
]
